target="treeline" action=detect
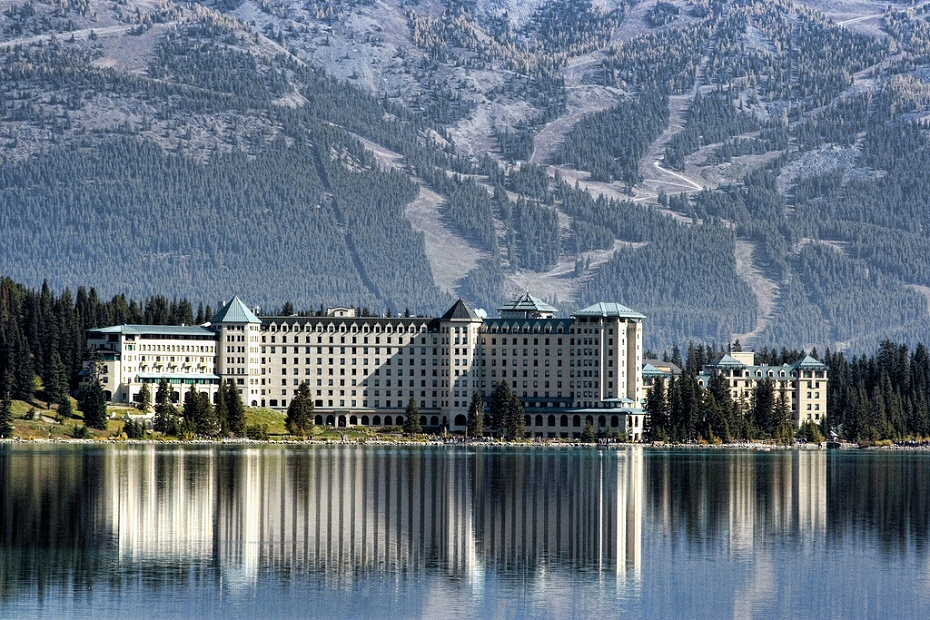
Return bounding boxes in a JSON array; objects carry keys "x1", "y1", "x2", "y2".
[
  {"x1": 824, "y1": 341, "x2": 930, "y2": 442},
  {"x1": 0, "y1": 277, "x2": 206, "y2": 405},
  {"x1": 645, "y1": 373, "x2": 807, "y2": 444}
]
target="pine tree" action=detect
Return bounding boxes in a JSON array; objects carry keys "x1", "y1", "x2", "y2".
[
  {"x1": 752, "y1": 378, "x2": 776, "y2": 437},
  {"x1": 489, "y1": 381, "x2": 512, "y2": 433},
  {"x1": 184, "y1": 386, "x2": 218, "y2": 436},
  {"x1": 285, "y1": 383, "x2": 314, "y2": 437},
  {"x1": 58, "y1": 394, "x2": 73, "y2": 420},
  {"x1": 581, "y1": 420, "x2": 597, "y2": 443},
  {"x1": 0, "y1": 370, "x2": 14, "y2": 438},
  {"x1": 503, "y1": 392, "x2": 525, "y2": 441},
  {"x1": 403, "y1": 394, "x2": 422, "y2": 435},
  {"x1": 215, "y1": 381, "x2": 229, "y2": 436},
  {"x1": 645, "y1": 376, "x2": 668, "y2": 441},
  {"x1": 153, "y1": 378, "x2": 178, "y2": 434},
  {"x1": 225, "y1": 379, "x2": 246, "y2": 437},
  {"x1": 467, "y1": 390, "x2": 485, "y2": 438},
  {"x1": 46, "y1": 351, "x2": 68, "y2": 409},
  {"x1": 138, "y1": 382, "x2": 152, "y2": 414},
  {"x1": 78, "y1": 361, "x2": 108, "y2": 430}
]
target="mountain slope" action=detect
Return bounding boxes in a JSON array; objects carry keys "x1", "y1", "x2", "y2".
[{"x1": 3, "y1": 0, "x2": 930, "y2": 353}]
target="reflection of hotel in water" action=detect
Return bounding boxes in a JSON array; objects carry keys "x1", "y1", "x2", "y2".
[
  {"x1": 649, "y1": 450, "x2": 827, "y2": 554},
  {"x1": 102, "y1": 447, "x2": 826, "y2": 582},
  {"x1": 104, "y1": 447, "x2": 645, "y2": 583}
]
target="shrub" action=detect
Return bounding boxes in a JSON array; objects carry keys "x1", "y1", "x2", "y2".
[{"x1": 245, "y1": 423, "x2": 269, "y2": 440}]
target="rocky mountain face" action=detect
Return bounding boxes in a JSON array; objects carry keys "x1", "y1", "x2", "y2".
[{"x1": 2, "y1": 0, "x2": 930, "y2": 353}]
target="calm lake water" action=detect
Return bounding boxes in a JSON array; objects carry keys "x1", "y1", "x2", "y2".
[{"x1": 0, "y1": 444, "x2": 928, "y2": 619}]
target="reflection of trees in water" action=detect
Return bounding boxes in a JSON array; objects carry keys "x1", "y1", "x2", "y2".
[
  {"x1": 645, "y1": 450, "x2": 829, "y2": 552},
  {"x1": 0, "y1": 446, "x2": 110, "y2": 598},
  {"x1": 827, "y1": 453, "x2": 930, "y2": 555}
]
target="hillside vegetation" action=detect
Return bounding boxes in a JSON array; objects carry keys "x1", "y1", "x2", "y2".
[{"x1": 2, "y1": 0, "x2": 930, "y2": 353}]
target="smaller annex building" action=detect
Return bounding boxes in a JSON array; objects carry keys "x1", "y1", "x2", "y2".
[
  {"x1": 696, "y1": 351, "x2": 828, "y2": 428},
  {"x1": 87, "y1": 294, "x2": 647, "y2": 440}
]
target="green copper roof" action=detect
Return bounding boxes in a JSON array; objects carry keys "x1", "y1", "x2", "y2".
[
  {"x1": 498, "y1": 293, "x2": 557, "y2": 314},
  {"x1": 573, "y1": 302, "x2": 645, "y2": 320},
  {"x1": 90, "y1": 325, "x2": 215, "y2": 337},
  {"x1": 709, "y1": 354, "x2": 745, "y2": 367},
  {"x1": 212, "y1": 296, "x2": 260, "y2": 324},
  {"x1": 642, "y1": 363, "x2": 670, "y2": 378},
  {"x1": 791, "y1": 355, "x2": 827, "y2": 370}
]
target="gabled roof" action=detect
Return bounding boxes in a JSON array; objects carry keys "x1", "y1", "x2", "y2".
[
  {"x1": 709, "y1": 354, "x2": 746, "y2": 367},
  {"x1": 791, "y1": 355, "x2": 827, "y2": 370},
  {"x1": 212, "y1": 296, "x2": 260, "y2": 324},
  {"x1": 498, "y1": 293, "x2": 557, "y2": 314},
  {"x1": 440, "y1": 299, "x2": 481, "y2": 321},
  {"x1": 573, "y1": 302, "x2": 645, "y2": 320}
]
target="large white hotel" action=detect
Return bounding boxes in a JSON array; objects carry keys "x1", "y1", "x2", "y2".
[{"x1": 87, "y1": 294, "x2": 648, "y2": 439}]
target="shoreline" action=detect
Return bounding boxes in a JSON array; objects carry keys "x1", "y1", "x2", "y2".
[{"x1": 4, "y1": 437, "x2": 928, "y2": 450}]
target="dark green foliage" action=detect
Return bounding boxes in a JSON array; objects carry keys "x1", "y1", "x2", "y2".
[
  {"x1": 503, "y1": 391, "x2": 526, "y2": 441},
  {"x1": 664, "y1": 90, "x2": 760, "y2": 171},
  {"x1": 752, "y1": 379, "x2": 776, "y2": 436},
  {"x1": 443, "y1": 179, "x2": 499, "y2": 253},
  {"x1": 467, "y1": 390, "x2": 484, "y2": 438},
  {"x1": 285, "y1": 383, "x2": 315, "y2": 437},
  {"x1": 580, "y1": 421, "x2": 596, "y2": 443},
  {"x1": 225, "y1": 379, "x2": 246, "y2": 437},
  {"x1": 0, "y1": 371, "x2": 13, "y2": 438},
  {"x1": 554, "y1": 89, "x2": 668, "y2": 186},
  {"x1": 798, "y1": 420, "x2": 825, "y2": 444},
  {"x1": 824, "y1": 341, "x2": 930, "y2": 442},
  {"x1": 647, "y1": 1, "x2": 680, "y2": 28},
  {"x1": 488, "y1": 380, "x2": 512, "y2": 432},
  {"x1": 215, "y1": 381, "x2": 229, "y2": 437},
  {"x1": 495, "y1": 126, "x2": 535, "y2": 162},
  {"x1": 153, "y1": 379, "x2": 180, "y2": 435},
  {"x1": 46, "y1": 352, "x2": 69, "y2": 410},
  {"x1": 78, "y1": 364, "x2": 108, "y2": 430},
  {"x1": 457, "y1": 258, "x2": 505, "y2": 313},
  {"x1": 528, "y1": 0, "x2": 629, "y2": 54},
  {"x1": 57, "y1": 396, "x2": 73, "y2": 420},
  {"x1": 148, "y1": 33, "x2": 289, "y2": 104},
  {"x1": 403, "y1": 394, "x2": 422, "y2": 435},
  {"x1": 245, "y1": 423, "x2": 269, "y2": 440},
  {"x1": 124, "y1": 418, "x2": 146, "y2": 440},
  {"x1": 506, "y1": 199, "x2": 560, "y2": 272},
  {"x1": 183, "y1": 385, "x2": 218, "y2": 437},
  {"x1": 645, "y1": 377, "x2": 668, "y2": 442},
  {"x1": 138, "y1": 382, "x2": 152, "y2": 414},
  {"x1": 602, "y1": 21, "x2": 712, "y2": 94}
]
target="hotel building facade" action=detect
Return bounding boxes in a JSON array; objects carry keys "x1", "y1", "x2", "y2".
[
  {"x1": 87, "y1": 294, "x2": 646, "y2": 439},
  {"x1": 696, "y1": 352, "x2": 829, "y2": 428}
]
